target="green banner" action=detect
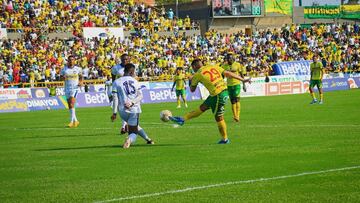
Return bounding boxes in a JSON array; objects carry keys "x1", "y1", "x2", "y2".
[
  {"x1": 264, "y1": 0, "x2": 293, "y2": 16},
  {"x1": 304, "y1": 5, "x2": 360, "y2": 19}
]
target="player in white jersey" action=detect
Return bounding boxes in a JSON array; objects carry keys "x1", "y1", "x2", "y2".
[
  {"x1": 105, "y1": 75, "x2": 113, "y2": 102},
  {"x1": 60, "y1": 55, "x2": 83, "y2": 128},
  {"x1": 111, "y1": 63, "x2": 154, "y2": 148},
  {"x1": 111, "y1": 54, "x2": 130, "y2": 134}
]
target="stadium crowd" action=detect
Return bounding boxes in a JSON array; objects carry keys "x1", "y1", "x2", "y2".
[{"x1": 0, "y1": 1, "x2": 360, "y2": 87}]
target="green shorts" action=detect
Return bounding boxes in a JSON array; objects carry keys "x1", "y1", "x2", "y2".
[
  {"x1": 309, "y1": 80, "x2": 323, "y2": 89},
  {"x1": 203, "y1": 90, "x2": 229, "y2": 117},
  {"x1": 227, "y1": 85, "x2": 241, "y2": 100},
  {"x1": 175, "y1": 89, "x2": 186, "y2": 97}
]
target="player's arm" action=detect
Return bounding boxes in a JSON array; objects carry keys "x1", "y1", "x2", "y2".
[
  {"x1": 223, "y1": 70, "x2": 251, "y2": 83},
  {"x1": 171, "y1": 80, "x2": 176, "y2": 91},
  {"x1": 78, "y1": 72, "x2": 83, "y2": 87},
  {"x1": 125, "y1": 87, "x2": 143, "y2": 109},
  {"x1": 111, "y1": 83, "x2": 118, "y2": 121},
  {"x1": 187, "y1": 75, "x2": 197, "y2": 92}
]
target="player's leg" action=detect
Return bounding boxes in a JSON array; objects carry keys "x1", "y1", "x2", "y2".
[
  {"x1": 66, "y1": 90, "x2": 79, "y2": 127},
  {"x1": 214, "y1": 91, "x2": 230, "y2": 144},
  {"x1": 181, "y1": 89, "x2": 188, "y2": 108},
  {"x1": 169, "y1": 100, "x2": 209, "y2": 125},
  {"x1": 121, "y1": 112, "x2": 139, "y2": 149},
  {"x1": 121, "y1": 120, "x2": 128, "y2": 134},
  {"x1": 318, "y1": 81, "x2": 324, "y2": 104},
  {"x1": 176, "y1": 90, "x2": 181, "y2": 108},
  {"x1": 138, "y1": 125, "x2": 154, "y2": 144},
  {"x1": 309, "y1": 80, "x2": 317, "y2": 104}
]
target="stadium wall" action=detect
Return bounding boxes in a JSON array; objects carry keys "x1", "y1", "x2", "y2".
[{"x1": 1, "y1": 74, "x2": 360, "y2": 113}]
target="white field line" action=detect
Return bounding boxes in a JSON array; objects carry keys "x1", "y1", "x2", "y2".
[
  {"x1": 94, "y1": 165, "x2": 360, "y2": 203},
  {"x1": 1, "y1": 124, "x2": 359, "y2": 131}
]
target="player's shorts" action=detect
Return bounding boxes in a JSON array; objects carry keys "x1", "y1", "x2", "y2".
[
  {"x1": 119, "y1": 111, "x2": 139, "y2": 126},
  {"x1": 227, "y1": 85, "x2": 241, "y2": 100},
  {"x1": 175, "y1": 89, "x2": 186, "y2": 97},
  {"x1": 65, "y1": 88, "x2": 79, "y2": 99},
  {"x1": 309, "y1": 80, "x2": 323, "y2": 88},
  {"x1": 203, "y1": 90, "x2": 229, "y2": 117}
]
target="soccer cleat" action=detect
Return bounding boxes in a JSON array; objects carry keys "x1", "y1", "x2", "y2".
[
  {"x1": 73, "y1": 121, "x2": 80, "y2": 127},
  {"x1": 67, "y1": 122, "x2": 74, "y2": 128},
  {"x1": 120, "y1": 125, "x2": 128, "y2": 134},
  {"x1": 169, "y1": 116, "x2": 185, "y2": 126},
  {"x1": 123, "y1": 138, "x2": 131, "y2": 149},
  {"x1": 310, "y1": 99, "x2": 318, "y2": 104},
  {"x1": 233, "y1": 117, "x2": 240, "y2": 122},
  {"x1": 176, "y1": 105, "x2": 181, "y2": 109},
  {"x1": 218, "y1": 139, "x2": 230, "y2": 144},
  {"x1": 146, "y1": 140, "x2": 155, "y2": 145},
  {"x1": 319, "y1": 100, "x2": 323, "y2": 104},
  {"x1": 185, "y1": 103, "x2": 188, "y2": 108}
]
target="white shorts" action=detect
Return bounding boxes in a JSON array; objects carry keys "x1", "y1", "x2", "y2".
[
  {"x1": 65, "y1": 89, "x2": 79, "y2": 99},
  {"x1": 119, "y1": 111, "x2": 139, "y2": 126}
]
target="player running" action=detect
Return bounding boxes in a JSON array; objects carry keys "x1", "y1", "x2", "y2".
[
  {"x1": 111, "y1": 63, "x2": 154, "y2": 148},
  {"x1": 170, "y1": 59, "x2": 251, "y2": 144},
  {"x1": 222, "y1": 54, "x2": 248, "y2": 122},
  {"x1": 111, "y1": 54, "x2": 130, "y2": 134},
  {"x1": 309, "y1": 55, "x2": 325, "y2": 104},
  {"x1": 171, "y1": 67, "x2": 188, "y2": 108},
  {"x1": 60, "y1": 55, "x2": 83, "y2": 128}
]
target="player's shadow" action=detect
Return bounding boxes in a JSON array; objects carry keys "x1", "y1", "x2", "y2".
[{"x1": 35, "y1": 143, "x2": 191, "y2": 151}]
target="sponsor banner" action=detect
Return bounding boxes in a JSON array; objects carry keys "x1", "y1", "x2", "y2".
[
  {"x1": 142, "y1": 88, "x2": 201, "y2": 103},
  {"x1": 241, "y1": 83, "x2": 266, "y2": 97},
  {"x1": 304, "y1": 6, "x2": 341, "y2": 19},
  {"x1": 347, "y1": 77, "x2": 360, "y2": 89},
  {"x1": 93, "y1": 84, "x2": 106, "y2": 93},
  {"x1": 76, "y1": 92, "x2": 110, "y2": 107},
  {"x1": 0, "y1": 28, "x2": 7, "y2": 39},
  {"x1": 83, "y1": 27, "x2": 124, "y2": 40},
  {"x1": 303, "y1": 78, "x2": 349, "y2": 93},
  {"x1": 26, "y1": 97, "x2": 66, "y2": 111},
  {"x1": 149, "y1": 82, "x2": 174, "y2": 89},
  {"x1": 56, "y1": 87, "x2": 65, "y2": 96},
  {"x1": 0, "y1": 88, "x2": 32, "y2": 100},
  {"x1": 31, "y1": 88, "x2": 49, "y2": 99},
  {"x1": 0, "y1": 99, "x2": 29, "y2": 113},
  {"x1": 265, "y1": 81, "x2": 304, "y2": 96},
  {"x1": 272, "y1": 60, "x2": 312, "y2": 76},
  {"x1": 341, "y1": 5, "x2": 360, "y2": 19},
  {"x1": 265, "y1": 0, "x2": 293, "y2": 16}
]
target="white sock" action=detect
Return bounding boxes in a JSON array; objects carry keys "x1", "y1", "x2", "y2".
[
  {"x1": 128, "y1": 133, "x2": 137, "y2": 143},
  {"x1": 70, "y1": 108, "x2": 77, "y2": 122},
  {"x1": 122, "y1": 120, "x2": 127, "y2": 128},
  {"x1": 137, "y1": 126, "x2": 150, "y2": 141},
  {"x1": 69, "y1": 108, "x2": 74, "y2": 122}
]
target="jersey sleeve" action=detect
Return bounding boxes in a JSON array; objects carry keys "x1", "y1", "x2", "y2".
[
  {"x1": 217, "y1": 66, "x2": 225, "y2": 76},
  {"x1": 112, "y1": 80, "x2": 118, "y2": 93},
  {"x1": 111, "y1": 65, "x2": 117, "y2": 75}
]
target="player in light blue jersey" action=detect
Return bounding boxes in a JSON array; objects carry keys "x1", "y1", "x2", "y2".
[
  {"x1": 60, "y1": 55, "x2": 83, "y2": 128},
  {"x1": 111, "y1": 63, "x2": 154, "y2": 148}
]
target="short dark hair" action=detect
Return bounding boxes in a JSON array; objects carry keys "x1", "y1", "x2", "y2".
[
  {"x1": 124, "y1": 63, "x2": 135, "y2": 73},
  {"x1": 191, "y1": 59, "x2": 201, "y2": 67}
]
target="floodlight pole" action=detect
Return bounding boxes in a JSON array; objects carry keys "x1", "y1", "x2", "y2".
[{"x1": 176, "y1": 0, "x2": 179, "y2": 18}]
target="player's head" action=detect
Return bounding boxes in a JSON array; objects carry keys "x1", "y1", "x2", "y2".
[
  {"x1": 312, "y1": 55, "x2": 319, "y2": 62},
  {"x1": 68, "y1": 55, "x2": 75, "y2": 68},
  {"x1": 176, "y1": 67, "x2": 183, "y2": 74},
  {"x1": 121, "y1": 54, "x2": 130, "y2": 65},
  {"x1": 191, "y1": 59, "x2": 202, "y2": 71},
  {"x1": 124, "y1": 63, "x2": 136, "y2": 77},
  {"x1": 225, "y1": 54, "x2": 234, "y2": 65}
]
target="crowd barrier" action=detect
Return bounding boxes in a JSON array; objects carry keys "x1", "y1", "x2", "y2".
[{"x1": 1, "y1": 74, "x2": 360, "y2": 113}]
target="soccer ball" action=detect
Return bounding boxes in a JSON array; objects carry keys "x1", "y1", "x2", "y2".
[{"x1": 160, "y1": 110, "x2": 172, "y2": 122}]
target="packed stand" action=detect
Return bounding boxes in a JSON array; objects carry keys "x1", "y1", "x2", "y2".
[{"x1": 0, "y1": 22, "x2": 360, "y2": 87}]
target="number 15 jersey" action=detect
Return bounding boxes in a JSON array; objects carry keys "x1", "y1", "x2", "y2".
[
  {"x1": 112, "y1": 76, "x2": 142, "y2": 113},
  {"x1": 191, "y1": 65, "x2": 227, "y2": 96}
]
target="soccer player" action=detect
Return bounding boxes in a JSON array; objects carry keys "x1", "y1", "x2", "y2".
[
  {"x1": 170, "y1": 59, "x2": 251, "y2": 144},
  {"x1": 171, "y1": 67, "x2": 188, "y2": 108},
  {"x1": 309, "y1": 55, "x2": 324, "y2": 104},
  {"x1": 105, "y1": 75, "x2": 113, "y2": 103},
  {"x1": 111, "y1": 63, "x2": 154, "y2": 148},
  {"x1": 222, "y1": 54, "x2": 248, "y2": 122},
  {"x1": 111, "y1": 54, "x2": 130, "y2": 134},
  {"x1": 60, "y1": 55, "x2": 83, "y2": 128}
]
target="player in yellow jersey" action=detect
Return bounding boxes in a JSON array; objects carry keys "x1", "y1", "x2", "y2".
[
  {"x1": 222, "y1": 54, "x2": 249, "y2": 122},
  {"x1": 309, "y1": 55, "x2": 325, "y2": 104},
  {"x1": 170, "y1": 59, "x2": 251, "y2": 144},
  {"x1": 171, "y1": 67, "x2": 188, "y2": 108}
]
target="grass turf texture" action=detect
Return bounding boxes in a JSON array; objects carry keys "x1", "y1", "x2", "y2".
[{"x1": 0, "y1": 89, "x2": 360, "y2": 202}]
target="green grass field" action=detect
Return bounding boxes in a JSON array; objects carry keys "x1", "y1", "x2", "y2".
[{"x1": 1, "y1": 90, "x2": 360, "y2": 202}]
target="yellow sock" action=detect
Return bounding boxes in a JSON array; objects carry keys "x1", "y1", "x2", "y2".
[
  {"x1": 183, "y1": 98, "x2": 187, "y2": 106},
  {"x1": 184, "y1": 108, "x2": 203, "y2": 121},
  {"x1": 311, "y1": 92, "x2": 316, "y2": 100},
  {"x1": 217, "y1": 120, "x2": 228, "y2": 140},
  {"x1": 320, "y1": 93, "x2": 323, "y2": 101},
  {"x1": 231, "y1": 103, "x2": 236, "y2": 118},
  {"x1": 177, "y1": 99, "x2": 181, "y2": 107},
  {"x1": 236, "y1": 101, "x2": 240, "y2": 120}
]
